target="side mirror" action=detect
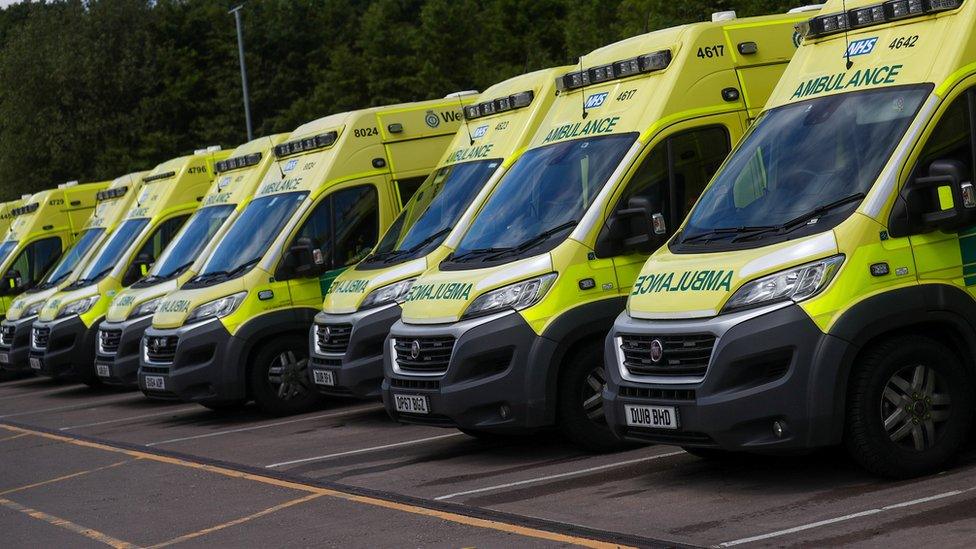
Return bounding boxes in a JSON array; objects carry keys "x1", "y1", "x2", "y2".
[
  {"x1": 897, "y1": 159, "x2": 976, "y2": 235},
  {"x1": 596, "y1": 197, "x2": 667, "y2": 257},
  {"x1": 276, "y1": 236, "x2": 328, "y2": 281},
  {"x1": 0, "y1": 270, "x2": 22, "y2": 295},
  {"x1": 123, "y1": 254, "x2": 154, "y2": 286}
]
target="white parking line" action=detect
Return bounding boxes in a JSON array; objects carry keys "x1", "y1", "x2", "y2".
[
  {"x1": 717, "y1": 487, "x2": 973, "y2": 547},
  {"x1": 0, "y1": 394, "x2": 141, "y2": 418},
  {"x1": 266, "y1": 433, "x2": 465, "y2": 468},
  {"x1": 0, "y1": 377, "x2": 59, "y2": 389},
  {"x1": 59, "y1": 405, "x2": 200, "y2": 431},
  {"x1": 434, "y1": 449, "x2": 685, "y2": 501},
  {"x1": 144, "y1": 404, "x2": 382, "y2": 447}
]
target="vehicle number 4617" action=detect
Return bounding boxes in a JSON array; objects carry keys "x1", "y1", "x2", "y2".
[{"x1": 697, "y1": 45, "x2": 725, "y2": 59}]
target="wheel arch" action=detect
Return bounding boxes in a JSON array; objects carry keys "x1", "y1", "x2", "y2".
[{"x1": 226, "y1": 307, "x2": 318, "y2": 398}]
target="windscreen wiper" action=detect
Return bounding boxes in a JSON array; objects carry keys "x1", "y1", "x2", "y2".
[
  {"x1": 449, "y1": 246, "x2": 510, "y2": 262},
  {"x1": 483, "y1": 220, "x2": 578, "y2": 261},
  {"x1": 730, "y1": 193, "x2": 866, "y2": 243},
  {"x1": 680, "y1": 226, "x2": 776, "y2": 244},
  {"x1": 385, "y1": 228, "x2": 452, "y2": 262}
]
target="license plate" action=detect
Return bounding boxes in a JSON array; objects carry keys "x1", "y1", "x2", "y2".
[
  {"x1": 144, "y1": 375, "x2": 166, "y2": 390},
  {"x1": 96, "y1": 364, "x2": 110, "y2": 378},
  {"x1": 29, "y1": 357, "x2": 41, "y2": 370},
  {"x1": 394, "y1": 393, "x2": 430, "y2": 415},
  {"x1": 625, "y1": 405, "x2": 678, "y2": 430},
  {"x1": 312, "y1": 369, "x2": 335, "y2": 386},
  {"x1": 0, "y1": 352, "x2": 8, "y2": 364}
]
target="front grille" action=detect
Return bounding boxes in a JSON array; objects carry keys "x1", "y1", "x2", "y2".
[
  {"x1": 98, "y1": 328, "x2": 122, "y2": 355},
  {"x1": 393, "y1": 336, "x2": 454, "y2": 374},
  {"x1": 624, "y1": 428, "x2": 717, "y2": 446},
  {"x1": 619, "y1": 386, "x2": 696, "y2": 401},
  {"x1": 310, "y1": 356, "x2": 342, "y2": 368},
  {"x1": 31, "y1": 326, "x2": 50, "y2": 350},
  {"x1": 619, "y1": 334, "x2": 715, "y2": 378},
  {"x1": 315, "y1": 323, "x2": 352, "y2": 354},
  {"x1": 389, "y1": 377, "x2": 440, "y2": 391},
  {"x1": 0, "y1": 325, "x2": 14, "y2": 346},
  {"x1": 144, "y1": 335, "x2": 178, "y2": 363},
  {"x1": 140, "y1": 365, "x2": 170, "y2": 375}
]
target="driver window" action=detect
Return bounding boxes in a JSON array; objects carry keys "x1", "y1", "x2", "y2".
[
  {"x1": 7, "y1": 237, "x2": 61, "y2": 289},
  {"x1": 914, "y1": 93, "x2": 972, "y2": 180},
  {"x1": 134, "y1": 215, "x2": 189, "y2": 263},
  {"x1": 292, "y1": 184, "x2": 378, "y2": 271}
]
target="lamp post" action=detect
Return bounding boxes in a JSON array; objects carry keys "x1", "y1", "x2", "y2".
[{"x1": 230, "y1": 4, "x2": 253, "y2": 141}]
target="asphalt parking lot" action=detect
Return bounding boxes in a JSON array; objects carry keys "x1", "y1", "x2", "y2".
[{"x1": 0, "y1": 376, "x2": 975, "y2": 548}]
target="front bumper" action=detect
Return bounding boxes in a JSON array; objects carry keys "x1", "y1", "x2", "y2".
[
  {"x1": 138, "y1": 320, "x2": 240, "y2": 404},
  {"x1": 309, "y1": 304, "x2": 401, "y2": 399},
  {"x1": 382, "y1": 311, "x2": 554, "y2": 433},
  {"x1": 95, "y1": 316, "x2": 152, "y2": 387},
  {"x1": 0, "y1": 316, "x2": 37, "y2": 372},
  {"x1": 603, "y1": 303, "x2": 851, "y2": 452},
  {"x1": 30, "y1": 316, "x2": 98, "y2": 380}
]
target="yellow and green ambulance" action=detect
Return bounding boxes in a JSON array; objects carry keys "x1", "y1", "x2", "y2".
[
  {"x1": 0, "y1": 173, "x2": 145, "y2": 373},
  {"x1": 0, "y1": 181, "x2": 109, "y2": 322},
  {"x1": 383, "y1": 10, "x2": 813, "y2": 449},
  {"x1": 310, "y1": 68, "x2": 568, "y2": 399},
  {"x1": 95, "y1": 135, "x2": 287, "y2": 388},
  {"x1": 604, "y1": 0, "x2": 976, "y2": 478},
  {"x1": 141, "y1": 96, "x2": 474, "y2": 415},
  {"x1": 30, "y1": 147, "x2": 230, "y2": 385},
  {"x1": 0, "y1": 198, "x2": 27, "y2": 237}
]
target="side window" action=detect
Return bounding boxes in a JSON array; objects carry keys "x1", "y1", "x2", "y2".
[
  {"x1": 332, "y1": 186, "x2": 378, "y2": 268},
  {"x1": 914, "y1": 93, "x2": 973, "y2": 180},
  {"x1": 291, "y1": 185, "x2": 378, "y2": 272},
  {"x1": 396, "y1": 176, "x2": 426, "y2": 206},
  {"x1": 7, "y1": 237, "x2": 61, "y2": 289},
  {"x1": 135, "y1": 215, "x2": 189, "y2": 262},
  {"x1": 615, "y1": 126, "x2": 731, "y2": 234},
  {"x1": 732, "y1": 148, "x2": 769, "y2": 209}
]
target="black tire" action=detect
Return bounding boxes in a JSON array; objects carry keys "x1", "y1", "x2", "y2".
[
  {"x1": 248, "y1": 335, "x2": 323, "y2": 416},
  {"x1": 557, "y1": 344, "x2": 632, "y2": 452},
  {"x1": 845, "y1": 335, "x2": 974, "y2": 479}
]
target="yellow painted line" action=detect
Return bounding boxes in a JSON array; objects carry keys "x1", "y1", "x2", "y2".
[
  {"x1": 0, "y1": 497, "x2": 137, "y2": 548},
  {"x1": 148, "y1": 493, "x2": 324, "y2": 548},
  {"x1": 0, "y1": 432, "x2": 29, "y2": 442},
  {"x1": 1, "y1": 425, "x2": 632, "y2": 549},
  {"x1": 0, "y1": 459, "x2": 134, "y2": 496}
]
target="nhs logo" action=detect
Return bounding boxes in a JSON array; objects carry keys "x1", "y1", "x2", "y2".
[
  {"x1": 584, "y1": 92, "x2": 609, "y2": 109},
  {"x1": 846, "y1": 37, "x2": 878, "y2": 58},
  {"x1": 472, "y1": 125, "x2": 489, "y2": 139},
  {"x1": 283, "y1": 159, "x2": 298, "y2": 172}
]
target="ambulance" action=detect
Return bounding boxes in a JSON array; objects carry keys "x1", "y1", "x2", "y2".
[
  {"x1": 142, "y1": 96, "x2": 474, "y2": 415},
  {"x1": 310, "y1": 68, "x2": 568, "y2": 399},
  {"x1": 0, "y1": 181, "x2": 108, "y2": 323},
  {"x1": 383, "y1": 10, "x2": 813, "y2": 449},
  {"x1": 96, "y1": 136, "x2": 287, "y2": 388},
  {"x1": 0, "y1": 173, "x2": 144, "y2": 373},
  {"x1": 30, "y1": 147, "x2": 230, "y2": 384},
  {"x1": 0, "y1": 198, "x2": 26, "y2": 237},
  {"x1": 604, "y1": 0, "x2": 976, "y2": 478}
]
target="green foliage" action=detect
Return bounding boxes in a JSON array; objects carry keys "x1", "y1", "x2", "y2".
[{"x1": 0, "y1": 0, "x2": 800, "y2": 199}]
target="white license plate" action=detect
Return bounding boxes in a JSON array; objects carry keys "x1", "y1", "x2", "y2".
[
  {"x1": 29, "y1": 357, "x2": 41, "y2": 370},
  {"x1": 312, "y1": 369, "x2": 335, "y2": 386},
  {"x1": 144, "y1": 375, "x2": 166, "y2": 390},
  {"x1": 96, "y1": 364, "x2": 110, "y2": 378},
  {"x1": 624, "y1": 405, "x2": 678, "y2": 430},
  {"x1": 394, "y1": 393, "x2": 430, "y2": 415},
  {"x1": 0, "y1": 352, "x2": 8, "y2": 364}
]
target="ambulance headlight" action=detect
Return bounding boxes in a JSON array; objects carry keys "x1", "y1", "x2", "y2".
[
  {"x1": 722, "y1": 255, "x2": 844, "y2": 313},
  {"x1": 57, "y1": 296, "x2": 99, "y2": 319},
  {"x1": 186, "y1": 292, "x2": 246, "y2": 322},
  {"x1": 359, "y1": 279, "x2": 415, "y2": 311},
  {"x1": 462, "y1": 273, "x2": 557, "y2": 319},
  {"x1": 129, "y1": 297, "x2": 163, "y2": 320},
  {"x1": 23, "y1": 301, "x2": 43, "y2": 318}
]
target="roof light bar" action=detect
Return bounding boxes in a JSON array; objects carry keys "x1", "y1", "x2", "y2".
[
  {"x1": 804, "y1": 0, "x2": 963, "y2": 39},
  {"x1": 555, "y1": 50, "x2": 672, "y2": 92},
  {"x1": 464, "y1": 90, "x2": 535, "y2": 120},
  {"x1": 11, "y1": 203, "x2": 39, "y2": 216},
  {"x1": 143, "y1": 171, "x2": 177, "y2": 183},
  {"x1": 215, "y1": 152, "x2": 262, "y2": 173},
  {"x1": 274, "y1": 131, "x2": 338, "y2": 158},
  {"x1": 96, "y1": 186, "x2": 129, "y2": 202}
]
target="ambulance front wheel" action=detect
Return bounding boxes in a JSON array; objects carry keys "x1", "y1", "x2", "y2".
[
  {"x1": 557, "y1": 343, "x2": 634, "y2": 453},
  {"x1": 845, "y1": 335, "x2": 974, "y2": 479},
  {"x1": 249, "y1": 335, "x2": 323, "y2": 416}
]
